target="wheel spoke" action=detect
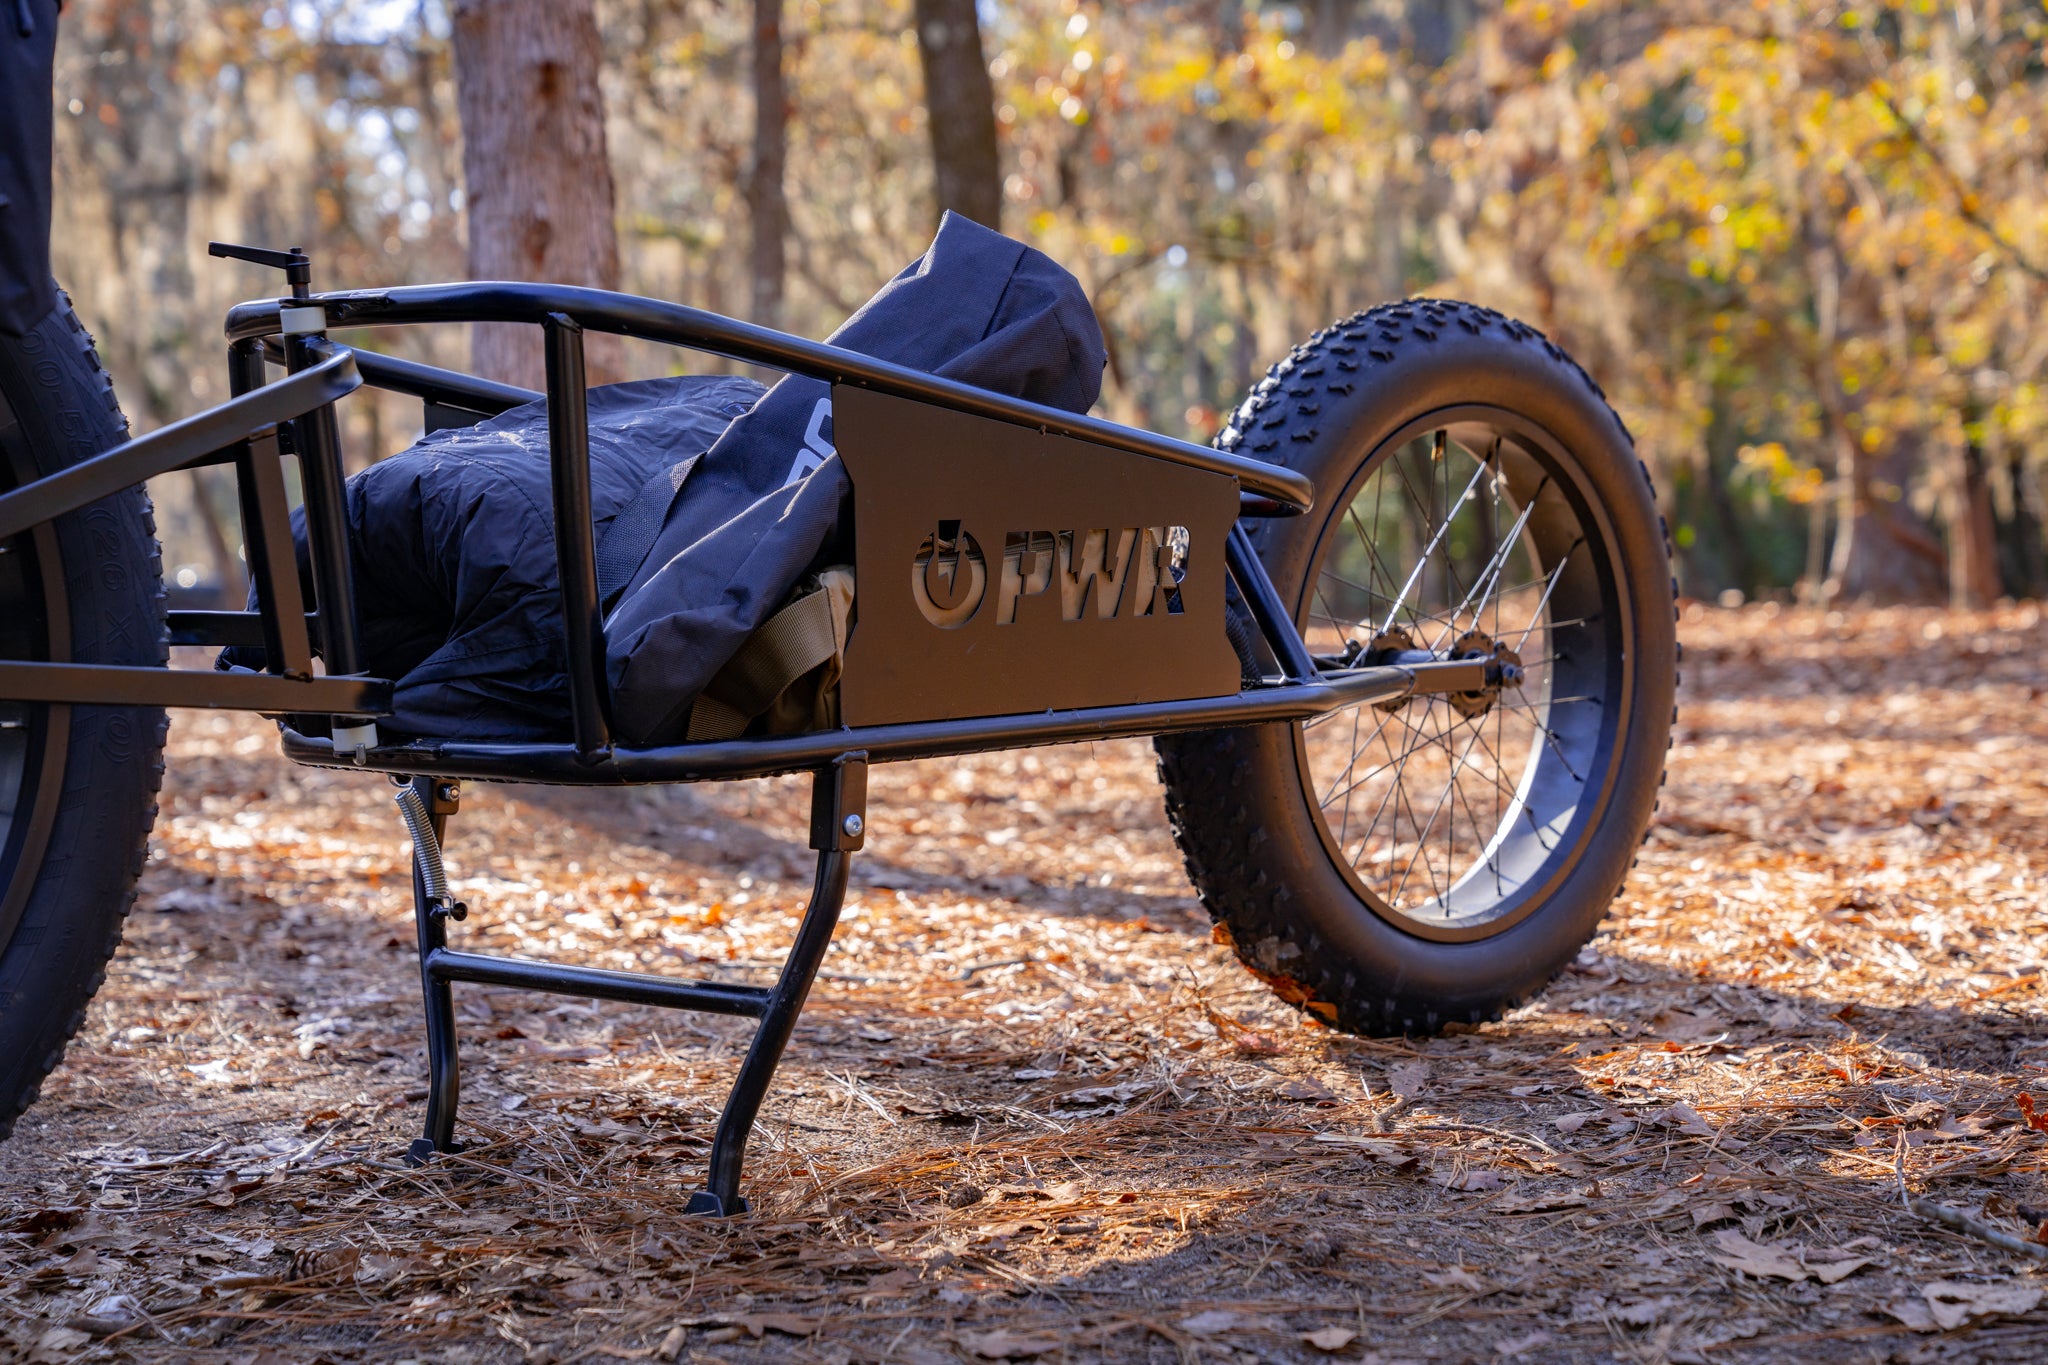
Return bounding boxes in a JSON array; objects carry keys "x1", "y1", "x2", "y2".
[
  {"x1": 1508, "y1": 538, "x2": 1583, "y2": 652},
  {"x1": 1392, "y1": 703, "x2": 1487, "y2": 905},
  {"x1": 1436, "y1": 474, "x2": 1547, "y2": 651},
  {"x1": 1378, "y1": 445, "x2": 1493, "y2": 636},
  {"x1": 1300, "y1": 418, "x2": 1618, "y2": 930}
]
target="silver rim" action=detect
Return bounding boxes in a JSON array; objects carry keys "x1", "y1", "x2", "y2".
[{"x1": 1294, "y1": 411, "x2": 1628, "y2": 942}]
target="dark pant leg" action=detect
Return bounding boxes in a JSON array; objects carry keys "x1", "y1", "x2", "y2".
[{"x1": 0, "y1": 0, "x2": 60, "y2": 335}]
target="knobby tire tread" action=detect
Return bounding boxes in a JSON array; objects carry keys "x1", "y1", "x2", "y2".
[
  {"x1": 0, "y1": 295, "x2": 168, "y2": 1140},
  {"x1": 1156, "y1": 298, "x2": 1677, "y2": 1037}
]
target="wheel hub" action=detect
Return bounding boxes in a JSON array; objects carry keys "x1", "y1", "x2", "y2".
[
  {"x1": 1359, "y1": 625, "x2": 1524, "y2": 718},
  {"x1": 1446, "y1": 629, "x2": 1524, "y2": 719}
]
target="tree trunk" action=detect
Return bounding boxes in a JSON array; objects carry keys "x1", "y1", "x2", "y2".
[
  {"x1": 1995, "y1": 445, "x2": 2048, "y2": 599},
  {"x1": 748, "y1": 0, "x2": 788, "y2": 329},
  {"x1": 1821, "y1": 423, "x2": 1949, "y2": 603},
  {"x1": 451, "y1": 0, "x2": 622, "y2": 389},
  {"x1": 1804, "y1": 213, "x2": 1943, "y2": 603},
  {"x1": 1949, "y1": 423, "x2": 2003, "y2": 608},
  {"x1": 913, "y1": 0, "x2": 1003, "y2": 230}
]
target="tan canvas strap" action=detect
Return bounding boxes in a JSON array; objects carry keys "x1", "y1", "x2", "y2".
[{"x1": 684, "y1": 582, "x2": 843, "y2": 742}]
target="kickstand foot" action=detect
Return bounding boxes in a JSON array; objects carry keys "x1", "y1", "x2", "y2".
[
  {"x1": 404, "y1": 1137, "x2": 467, "y2": 1168},
  {"x1": 684, "y1": 1190, "x2": 748, "y2": 1217}
]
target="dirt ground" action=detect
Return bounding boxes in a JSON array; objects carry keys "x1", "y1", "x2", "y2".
[{"x1": 3, "y1": 602, "x2": 2047, "y2": 1364}]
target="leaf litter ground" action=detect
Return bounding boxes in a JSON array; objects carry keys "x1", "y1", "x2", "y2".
[{"x1": 2, "y1": 602, "x2": 2047, "y2": 1364}]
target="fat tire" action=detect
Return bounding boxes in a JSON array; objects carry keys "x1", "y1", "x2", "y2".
[
  {"x1": 0, "y1": 294, "x2": 167, "y2": 1139},
  {"x1": 1157, "y1": 299, "x2": 1676, "y2": 1036}
]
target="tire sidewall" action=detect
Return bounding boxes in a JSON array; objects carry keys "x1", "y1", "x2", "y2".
[
  {"x1": 1223, "y1": 313, "x2": 1675, "y2": 1020},
  {"x1": 0, "y1": 297, "x2": 166, "y2": 1136}
]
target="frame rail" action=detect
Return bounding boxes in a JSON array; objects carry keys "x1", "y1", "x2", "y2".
[{"x1": 223, "y1": 281, "x2": 1316, "y2": 513}]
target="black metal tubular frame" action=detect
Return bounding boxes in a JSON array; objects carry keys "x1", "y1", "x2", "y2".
[
  {"x1": 277, "y1": 659, "x2": 1481, "y2": 785},
  {"x1": 0, "y1": 269, "x2": 1497, "y2": 1215},
  {"x1": 221, "y1": 281, "x2": 1317, "y2": 510},
  {"x1": 0, "y1": 344, "x2": 390, "y2": 716},
  {"x1": 402, "y1": 755, "x2": 865, "y2": 1215},
  {"x1": 541, "y1": 315, "x2": 610, "y2": 759}
]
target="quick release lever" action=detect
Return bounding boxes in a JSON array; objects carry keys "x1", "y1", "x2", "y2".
[{"x1": 207, "y1": 241, "x2": 313, "y2": 299}]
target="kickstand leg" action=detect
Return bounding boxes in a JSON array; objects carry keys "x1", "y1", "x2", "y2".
[
  {"x1": 686, "y1": 752, "x2": 865, "y2": 1216},
  {"x1": 397, "y1": 774, "x2": 467, "y2": 1165}
]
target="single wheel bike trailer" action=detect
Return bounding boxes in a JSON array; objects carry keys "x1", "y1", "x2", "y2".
[{"x1": 0, "y1": 246, "x2": 1675, "y2": 1213}]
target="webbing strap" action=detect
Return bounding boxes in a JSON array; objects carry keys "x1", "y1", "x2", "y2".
[
  {"x1": 684, "y1": 580, "x2": 844, "y2": 742},
  {"x1": 594, "y1": 456, "x2": 699, "y2": 611}
]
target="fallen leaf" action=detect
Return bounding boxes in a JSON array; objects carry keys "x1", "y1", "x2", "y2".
[
  {"x1": 1431, "y1": 1165, "x2": 1505, "y2": 1193},
  {"x1": 1302, "y1": 1326, "x2": 1357, "y2": 1352},
  {"x1": 1553, "y1": 1111, "x2": 1602, "y2": 1134},
  {"x1": 1495, "y1": 1328, "x2": 1553, "y2": 1357},
  {"x1": 1274, "y1": 1076, "x2": 1339, "y2": 1103},
  {"x1": 1708, "y1": 1229, "x2": 1808, "y2": 1281},
  {"x1": 862, "y1": 1268, "x2": 916, "y2": 1296},
  {"x1": 48, "y1": 1212, "x2": 142, "y2": 1251},
  {"x1": 1639, "y1": 1189, "x2": 1690, "y2": 1218},
  {"x1": 1812, "y1": 1257, "x2": 1874, "y2": 1285},
  {"x1": 1647, "y1": 1100, "x2": 1746, "y2": 1148},
  {"x1": 956, "y1": 1329, "x2": 1060, "y2": 1359},
  {"x1": 1612, "y1": 1298, "x2": 1673, "y2": 1326},
  {"x1": 1495, "y1": 1185, "x2": 1591, "y2": 1214},
  {"x1": 1175, "y1": 1310, "x2": 1242, "y2": 1336},
  {"x1": 1920, "y1": 1279, "x2": 2043, "y2": 1330},
  {"x1": 1386, "y1": 1061, "x2": 1431, "y2": 1099},
  {"x1": 739, "y1": 1314, "x2": 820, "y2": 1338},
  {"x1": 28, "y1": 1326, "x2": 91, "y2": 1363},
  {"x1": 1648, "y1": 1007, "x2": 1726, "y2": 1042},
  {"x1": 976, "y1": 1219, "x2": 1047, "y2": 1240},
  {"x1": 1690, "y1": 1201, "x2": 1739, "y2": 1228},
  {"x1": 1427, "y1": 1266, "x2": 1485, "y2": 1291},
  {"x1": 56, "y1": 1247, "x2": 100, "y2": 1276}
]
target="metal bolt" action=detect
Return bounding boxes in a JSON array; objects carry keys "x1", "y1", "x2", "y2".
[
  {"x1": 437, "y1": 781, "x2": 461, "y2": 803},
  {"x1": 843, "y1": 813, "x2": 864, "y2": 838}
]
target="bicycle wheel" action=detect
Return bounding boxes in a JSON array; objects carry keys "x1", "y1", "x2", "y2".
[
  {"x1": 1157, "y1": 299, "x2": 1675, "y2": 1034},
  {"x1": 0, "y1": 293, "x2": 167, "y2": 1137}
]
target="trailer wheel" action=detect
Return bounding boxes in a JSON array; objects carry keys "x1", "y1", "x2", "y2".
[
  {"x1": 1157, "y1": 300, "x2": 1675, "y2": 1036},
  {"x1": 0, "y1": 294, "x2": 167, "y2": 1139}
]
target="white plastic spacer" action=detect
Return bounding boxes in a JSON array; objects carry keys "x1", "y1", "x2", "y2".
[
  {"x1": 332, "y1": 721, "x2": 379, "y2": 764},
  {"x1": 280, "y1": 305, "x2": 327, "y2": 336}
]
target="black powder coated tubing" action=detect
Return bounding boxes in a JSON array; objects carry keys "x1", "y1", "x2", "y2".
[
  {"x1": 167, "y1": 610, "x2": 321, "y2": 649},
  {"x1": 0, "y1": 661, "x2": 388, "y2": 714},
  {"x1": 235, "y1": 428, "x2": 314, "y2": 677},
  {"x1": 424, "y1": 948, "x2": 774, "y2": 1017},
  {"x1": 227, "y1": 337, "x2": 266, "y2": 397},
  {"x1": 283, "y1": 333, "x2": 364, "y2": 677},
  {"x1": 0, "y1": 347, "x2": 358, "y2": 542},
  {"x1": 698, "y1": 849, "x2": 849, "y2": 1212},
  {"x1": 222, "y1": 281, "x2": 1316, "y2": 513},
  {"x1": 410, "y1": 776, "x2": 460, "y2": 1158},
  {"x1": 273, "y1": 666, "x2": 1419, "y2": 784},
  {"x1": 1228, "y1": 522, "x2": 1320, "y2": 684},
  {"x1": 543, "y1": 314, "x2": 610, "y2": 760},
  {"x1": 271, "y1": 336, "x2": 542, "y2": 417}
]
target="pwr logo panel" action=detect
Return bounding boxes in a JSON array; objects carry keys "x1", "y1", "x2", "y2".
[{"x1": 836, "y1": 385, "x2": 1240, "y2": 726}]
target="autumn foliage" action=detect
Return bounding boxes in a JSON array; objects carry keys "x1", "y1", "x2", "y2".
[{"x1": 46, "y1": 0, "x2": 2048, "y2": 606}]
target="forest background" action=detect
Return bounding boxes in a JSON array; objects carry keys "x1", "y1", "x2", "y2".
[{"x1": 46, "y1": 0, "x2": 2048, "y2": 610}]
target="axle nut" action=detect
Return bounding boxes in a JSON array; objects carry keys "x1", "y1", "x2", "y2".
[{"x1": 843, "y1": 813, "x2": 865, "y2": 838}]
